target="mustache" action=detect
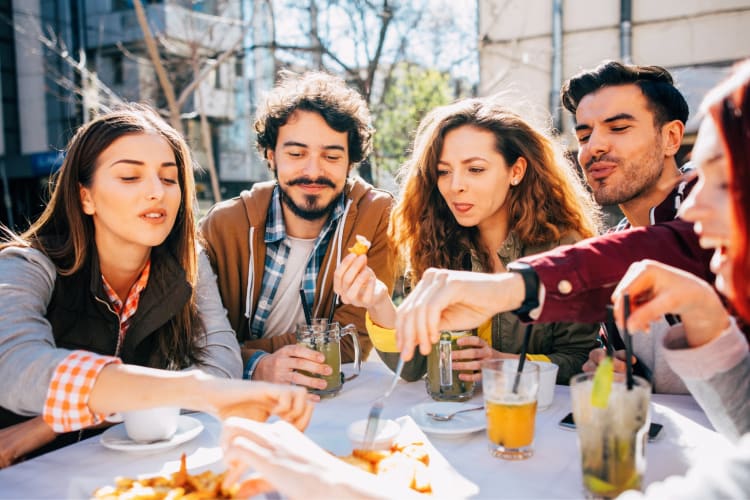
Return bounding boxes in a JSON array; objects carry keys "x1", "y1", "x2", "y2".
[
  {"x1": 287, "y1": 176, "x2": 336, "y2": 188},
  {"x1": 585, "y1": 154, "x2": 619, "y2": 170}
]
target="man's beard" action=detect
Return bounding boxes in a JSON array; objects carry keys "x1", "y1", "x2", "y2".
[
  {"x1": 586, "y1": 141, "x2": 664, "y2": 206},
  {"x1": 278, "y1": 176, "x2": 343, "y2": 221}
]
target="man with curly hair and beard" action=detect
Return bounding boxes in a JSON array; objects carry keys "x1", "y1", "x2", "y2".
[{"x1": 200, "y1": 72, "x2": 395, "y2": 392}]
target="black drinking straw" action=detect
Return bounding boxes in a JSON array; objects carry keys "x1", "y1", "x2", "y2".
[
  {"x1": 327, "y1": 293, "x2": 339, "y2": 324},
  {"x1": 299, "y1": 288, "x2": 312, "y2": 326},
  {"x1": 602, "y1": 305, "x2": 617, "y2": 357},
  {"x1": 622, "y1": 293, "x2": 635, "y2": 391},
  {"x1": 512, "y1": 324, "x2": 534, "y2": 394}
]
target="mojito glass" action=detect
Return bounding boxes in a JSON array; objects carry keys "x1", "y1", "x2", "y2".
[{"x1": 570, "y1": 372, "x2": 651, "y2": 499}]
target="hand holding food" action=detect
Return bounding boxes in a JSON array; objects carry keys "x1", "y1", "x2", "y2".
[
  {"x1": 334, "y1": 250, "x2": 390, "y2": 313},
  {"x1": 201, "y1": 378, "x2": 314, "y2": 431},
  {"x1": 221, "y1": 417, "x2": 422, "y2": 499}
]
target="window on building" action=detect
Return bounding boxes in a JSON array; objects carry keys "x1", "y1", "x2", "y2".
[
  {"x1": 112, "y1": 0, "x2": 133, "y2": 10},
  {"x1": 112, "y1": 54, "x2": 124, "y2": 85},
  {"x1": 213, "y1": 61, "x2": 221, "y2": 89}
]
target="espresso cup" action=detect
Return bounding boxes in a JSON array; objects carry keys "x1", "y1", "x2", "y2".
[{"x1": 122, "y1": 406, "x2": 180, "y2": 443}]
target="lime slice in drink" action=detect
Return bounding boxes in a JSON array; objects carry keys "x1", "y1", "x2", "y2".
[
  {"x1": 591, "y1": 356, "x2": 614, "y2": 408},
  {"x1": 583, "y1": 474, "x2": 618, "y2": 497}
]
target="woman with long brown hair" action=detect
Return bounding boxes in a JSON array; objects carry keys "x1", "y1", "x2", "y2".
[
  {"x1": 335, "y1": 97, "x2": 601, "y2": 383},
  {"x1": 0, "y1": 104, "x2": 311, "y2": 467}
]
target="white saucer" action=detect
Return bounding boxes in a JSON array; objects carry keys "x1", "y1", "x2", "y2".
[
  {"x1": 410, "y1": 402, "x2": 486, "y2": 437},
  {"x1": 100, "y1": 415, "x2": 203, "y2": 452}
]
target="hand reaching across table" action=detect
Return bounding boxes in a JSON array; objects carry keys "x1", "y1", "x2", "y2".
[
  {"x1": 394, "y1": 269, "x2": 526, "y2": 360},
  {"x1": 221, "y1": 417, "x2": 419, "y2": 500}
]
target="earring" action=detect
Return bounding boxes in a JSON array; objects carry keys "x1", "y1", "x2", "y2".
[{"x1": 511, "y1": 179, "x2": 519, "y2": 186}]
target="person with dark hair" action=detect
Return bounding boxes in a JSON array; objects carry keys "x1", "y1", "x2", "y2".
[
  {"x1": 334, "y1": 98, "x2": 601, "y2": 384},
  {"x1": 391, "y1": 61, "x2": 714, "y2": 393},
  {"x1": 561, "y1": 61, "x2": 689, "y2": 130},
  {"x1": 199, "y1": 71, "x2": 395, "y2": 391},
  {"x1": 0, "y1": 105, "x2": 313, "y2": 467}
]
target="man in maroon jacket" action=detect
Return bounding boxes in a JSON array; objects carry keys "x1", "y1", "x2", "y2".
[{"x1": 395, "y1": 61, "x2": 713, "y2": 392}]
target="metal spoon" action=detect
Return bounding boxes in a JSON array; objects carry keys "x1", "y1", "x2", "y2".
[{"x1": 426, "y1": 405, "x2": 484, "y2": 421}]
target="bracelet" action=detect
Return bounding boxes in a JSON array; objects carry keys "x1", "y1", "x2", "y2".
[
  {"x1": 243, "y1": 350, "x2": 269, "y2": 380},
  {"x1": 506, "y1": 262, "x2": 540, "y2": 323}
]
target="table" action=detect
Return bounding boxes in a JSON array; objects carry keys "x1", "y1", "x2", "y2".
[{"x1": 0, "y1": 357, "x2": 732, "y2": 499}]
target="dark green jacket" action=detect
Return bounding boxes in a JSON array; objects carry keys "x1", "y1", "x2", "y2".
[{"x1": 380, "y1": 231, "x2": 599, "y2": 384}]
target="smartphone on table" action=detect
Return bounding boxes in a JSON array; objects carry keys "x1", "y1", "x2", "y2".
[{"x1": 558, "y1": 412, "x2": 663, "y2": 441}]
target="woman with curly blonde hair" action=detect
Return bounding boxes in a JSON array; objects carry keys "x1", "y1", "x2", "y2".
[{"x1": 335, "y1": 97, "x2": 601, "y2": 383}]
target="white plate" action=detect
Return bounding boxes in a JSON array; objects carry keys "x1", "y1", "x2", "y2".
[
  {"x1": 100, "y1": 415, "x2": 204, "y2": 452},
  {"x1": 409, "y1": 402, "x2": 486, "y2": 437}
]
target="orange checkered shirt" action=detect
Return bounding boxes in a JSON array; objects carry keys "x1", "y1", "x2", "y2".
[{"x1": 43, "y1": 261, "x2": 151, "y2": 432}]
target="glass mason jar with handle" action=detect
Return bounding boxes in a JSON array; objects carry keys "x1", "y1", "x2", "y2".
[
  {"x1": 425, "y1": 329, "x2": 476, "y2": 401},
  {"x1": 295, "y1": 319, "x2": 361, "y2": 398}
]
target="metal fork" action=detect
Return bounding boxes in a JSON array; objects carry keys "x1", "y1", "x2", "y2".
[{"x1": 362, "y1": 357, "x2": 404, "y2": 449}]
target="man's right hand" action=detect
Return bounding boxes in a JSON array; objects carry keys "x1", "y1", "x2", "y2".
[
  {"x1": 395, "y1": 269, "x2": 525, "y2": 360},
  {"x1": 252, "y1": 344, "x2": 331, "y2": 392}
]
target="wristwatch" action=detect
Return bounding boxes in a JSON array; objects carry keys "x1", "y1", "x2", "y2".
[{"x1": 506, "y1": 262, "x2": 540, "y2": 322}]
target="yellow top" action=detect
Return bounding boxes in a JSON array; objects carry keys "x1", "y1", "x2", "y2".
[{"x1": 367, "y1": 312, "x2": 551, "y2": 362}]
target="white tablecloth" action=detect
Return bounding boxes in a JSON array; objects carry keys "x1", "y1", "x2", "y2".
[{"x1": 0, "y1": 357, "x2": 732, "y2": 499}]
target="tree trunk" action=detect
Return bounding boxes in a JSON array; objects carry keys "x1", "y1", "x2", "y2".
[{"x1": 193, "y1": 65, "x2": 222, "y2": 204}]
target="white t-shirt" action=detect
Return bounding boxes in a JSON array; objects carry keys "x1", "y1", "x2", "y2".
[{"x1": 263, "y1": 236, "x2": 316, "y2": 338}]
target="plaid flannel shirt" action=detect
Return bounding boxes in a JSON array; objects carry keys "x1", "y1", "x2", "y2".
[{"x1": 250, "y1": 186, "x2": 345, "y2": 338}]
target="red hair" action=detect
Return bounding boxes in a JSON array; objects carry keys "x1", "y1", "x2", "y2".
[{"x1": 707, "y1": 60, "x2": 750, "y2": 322}]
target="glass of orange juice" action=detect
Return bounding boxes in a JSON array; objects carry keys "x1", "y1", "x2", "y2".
[{"x1": 481, "y1": 359, "x2": 539, "y2": 460}]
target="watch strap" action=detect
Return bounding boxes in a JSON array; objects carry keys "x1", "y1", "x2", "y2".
[{"x1": 507, "y1": 262, "x2": 540, "y2": 322}]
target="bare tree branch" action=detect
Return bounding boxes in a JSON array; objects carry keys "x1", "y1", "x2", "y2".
[
  {"x1": 176, "y1": 34, "x2": 244, "y2": 109},
  {"x1": 133, "y1": 0, "x2": 182, "y2": 132}
]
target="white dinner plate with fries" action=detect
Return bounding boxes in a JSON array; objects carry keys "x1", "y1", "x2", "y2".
[
  {"x1": 100, "y1": 415, "x2": 204, "y2": 452},
  {"x1": 410, "y1": 402, "x2": 486, "y2": 437}
]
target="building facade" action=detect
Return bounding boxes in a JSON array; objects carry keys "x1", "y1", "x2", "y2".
[
  {"x1": 0, "y1": 0, "x2": 274, "y2": 230},
  {"x1": 478, "y1": 0, "x2": 750, "y2": 142}
]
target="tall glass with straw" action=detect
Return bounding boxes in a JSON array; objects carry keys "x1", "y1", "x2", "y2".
[
  {"x1": 480, "y1": 325, "x2": 540, "y2": 460},
  {"x1": 570, "y1": 295, "x2": 652, "y2": 498}
]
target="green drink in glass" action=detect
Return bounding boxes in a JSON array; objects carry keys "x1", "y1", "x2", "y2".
[{"x1": 425, "y1": 330, "x2": 476, "y2": 401}]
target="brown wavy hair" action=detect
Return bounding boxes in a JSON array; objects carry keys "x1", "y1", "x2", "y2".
[
  {"x1": 0, "y1": 104, "x2": 202, "y2": 369},
  {"x1": 390, "y1": 98, "x2": 600, "y2": 283}
]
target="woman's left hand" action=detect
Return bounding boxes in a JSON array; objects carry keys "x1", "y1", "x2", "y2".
[{"x1": 451, "y1": 336, "x2": 500, "y2": 382}]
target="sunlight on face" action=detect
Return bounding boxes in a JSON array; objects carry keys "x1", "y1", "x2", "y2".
[
  {"x1": 436, "y1": 125, "x2": 522, "y2": 235},
  {"x1": 680, "y1": 118, "x2": 733, "y2": 297},
  {"x1": 79, "y1": 133, "x2": 182, "y2": 261}
]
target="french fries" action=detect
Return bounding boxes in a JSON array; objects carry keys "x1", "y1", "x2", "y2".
[
  {"x1": 338, "y1": 441, "x2": 432, "y2": 494},
  {"x1": 347, "y1": 234, "x2": 371, "y2": 256},
  {"x1": 93, "y1": 454, "x2": 238, "y2": 499}
]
